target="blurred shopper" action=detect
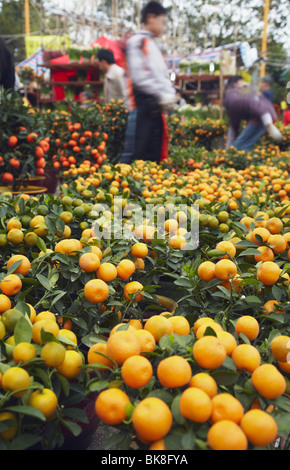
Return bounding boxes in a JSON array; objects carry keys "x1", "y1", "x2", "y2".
[
  {"x1": 224, "y1": 75, "x2": 282, "y2": 152},
  {"x1": 283, "y1": 103, "x2": 290, "y2": 126},
  {"x1": 259, "y1": 75, "x2": 274, "y2": 103},
  {"x1": 121, "y1": 1, "x2": 177, "y2": 163},
  {"x1": 176, "y1": 89, "x2": 187, "y2": 108},
  {"x1": 0, "y1": 36, "x2": 15, "y2": 92},
  {"x1": 97, "y1": 48, "x2": 126, "y2": 103}
]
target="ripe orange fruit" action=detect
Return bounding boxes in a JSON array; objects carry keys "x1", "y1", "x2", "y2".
[
  {"x1": 270, "y1": 335, "x2": 290, "y2": 362},
  {"x1": 266, "y1": 217, "x2": 283, "y2": 234},
  {"x1": 164, "y1": 218, "x2": 179, "y2": 234},
  {"x1": 2, "y1": 366, "x2": 31, "y2": 397},
  {"x1": 89, "y1": 244, "x2": 103, "y2": 260},
  {"x1": 231, "y1": 344, "x2": 261, "y2": 373},
  {"x1": 40, "y1": 341, "x2": 66, "y2": 367},
  {"x1": 0, "y1": 294, "x2": 11, "y2": 314},
  {"x1": 121, "y1": 355, "x2": 153, "y2": 388},
  {"x1": 128, "y1": 319, "x2": 143, "y2": 330},
  {"x1": 58, "y1": 328, "x2": 78, "y2": 349},
  {"x1": 263, "y1": 299, "x2": 285, "y2": 315},
  {"x1": 214, "y1": 259, "x2": 237, "y2": 281},
  {"x1": 79, "y1": 252, "x2": 100, "y2": 272},
  {"x1": 32, "y1": 319, "x2": 60, "y2": 344},
  {"x1": 250, "y1": 227, "x2": 270, "y2": 245},
  {"x1": 134, "y1": 329, "x2": 156, "y2": 356},
  {"x1": 34, "y1": 311, "x2": 56, "y2": 323},
  {"x1": 144, "y1": 315, "x2": 173, "y2": 342},
  {"x1": 180, "y1": 387, "x2": 212, "y2": 423},
  {"x1": 6, "y1": 218, "x2": 21, "y2": 231},
  {"x1": 87, "y1": 342, "x2": 114, "y2": 369},
  {"x1": 257, "y1": 261, "x2": 281, "y2": 285},
  {"x1": 193, "y1": 317, "x2": 215, "y2": 335},
  {"x1": 235, "y1": 315, "x2": 259, "y2": 341},
  {"x1": 251, "y1": 364, "x2": 286, "y2": 399},
  {"x1": 12, "y1": 342, "x2": 37, "y2": 364},
  {"x1": 56, "y1": 350, "x2": 83, "y2": 379},
  {"x1": 169, "y1": 234, "x2": 187, "y2": 250},
  {"x1": 207, "y1": 420, "x2": 248, "y2": 450},
  {"x1": 197, "y1": 261, "x2": 216, "y2": 282},
  {"x1": 116, "y1": 259, "x2": 136, "y2": 280},
  {"x1": 131, "y1": 242, "x2": 148, "y2": 259},
  {"x1": 28, "y1": 388, "x2": 58, "y2": 419},
  {"x1": 0, "y1": 412, "x2": 18, "y2": 440},
  {"x1": 215, "y1": 241, "x2": 236, "y2": 259},
  {"x1": 95, "y1": 388, "x2": 130, "y2": 425},
  {"x1": 240, "y1": 409, "x2": 278, "y2": 447},
  {"x1": 189, "y1": 372, "x2": 218, "y2": 398},
  {"x1": 195, "y1": 321, "x2": 223, "y2": 339},
  {"x1": 267, "y1": 234, "x2": 287, "y2": 254},
  {"x1": 168, "y1": 315, "x2": 190, "y2": 336},
  {"x1": 149, "y1": 439, "x2": 167, "y2": 450},
  {"x1": 211, "y1": 393, "x2": 244, "y2": 424},
  {"x1": 157, "y1": 355, "x2": 192, "y2": 388},
  {"x1": 7, "y1": 255, "x2": 31, "y2": 276},
  {"x1": 106, "y1": 330, "x2": 141, "y2": 365},
  {"x1": 254, "y1": 246, "x2": 274, "y2": 263},
  {"x1": 134, "y1": 258, "x2": 145, "y2": 270},
  {"x1": 123, "y1": 281, "x2": 144, "y2": 303},
  {"x1": 109, "y1": 323, "x2": 137, "y2": 336},
  {"x1": 0, "y1": 274, "x2": 22, "y2": 296},
  {"x1": 96, "y1": 263, "x2": 117, "y2": 282},
  {"x1": 54, "y1": 238, "x2": 83, "y2": 255},
  {"x1": 132, "y1": 397, "x2": 173, "y2": 443},
  {"x1": 216, "y1": 331, "x2": 237, "y2": 356},
  {"x1": 84, "y1": 279, "x2": 109, "y2": 304},
  {"x1": 193, "y1": 336, "x2": 227, "y2": 369}
]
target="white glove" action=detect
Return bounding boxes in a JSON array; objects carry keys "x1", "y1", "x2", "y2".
[
  {"x1": 159, "y1": 93, "x2": 178, "y2": 111},
  {"x1": 267, "y1": 123, "x2": 283, "y2": 142}
]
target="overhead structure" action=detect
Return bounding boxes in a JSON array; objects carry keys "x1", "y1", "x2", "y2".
[
  {"x1": 260, "y1": 0, "x2": 271, "y2": 77},
  {"x1": 25, "y1": 0, "x2": 31, "y2": 36}
]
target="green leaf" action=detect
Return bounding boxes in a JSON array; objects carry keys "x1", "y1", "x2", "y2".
[
  {"x1": 7, "y1": 260, "x2": 22, "y2": 275},
  {"x1": 60, "y1": 419, "x2": 82, "y2": 437},
  {"x1": 36, "y1": 274, "x2": 51, "y2": 291},
  {"x1": 6, "y1": 405, "x2": 46, "y2": 421},
  {"x1": 14, "y1": 316, "x2": 32, "y2": 345},
  {"x1": 9, "y1": 433, "x2": 42, "y2": 450},
  {"x1": 171, "y1": 395, "x2": 186, "y2": 425}
]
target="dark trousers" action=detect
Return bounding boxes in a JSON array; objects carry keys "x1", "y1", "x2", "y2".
[{"x1": 134, "y1": 105, "x2": 163, "y2": 162}]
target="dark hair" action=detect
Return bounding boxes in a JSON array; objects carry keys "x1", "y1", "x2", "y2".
[
  {"x1": 226, "y1": 75, "x2": 243, "y2": 89},
  {"x1": 141, "y1": 1, "x2": 167, "y2": 24},
  {"x1": 97, "y1": 48, "x2": 115, "y2": 64},
  {"x1": 260, "y1": 75, "x2": 273, "y2": 86}
]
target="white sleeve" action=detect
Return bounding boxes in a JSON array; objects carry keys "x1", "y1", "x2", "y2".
[{"x1": 126, "y1": 36, "x2": 175, "y2": 99}]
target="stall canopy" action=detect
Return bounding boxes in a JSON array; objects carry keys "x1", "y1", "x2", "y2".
[
  {"x1": 90, "y1": 35, "x2": 123, "y2": 66},
  {"x1": 49, "y1": 36, "x2": 123, "y2": 100},
  {"x1": 16, "y1": 48, "x2": 47, "y2": 76}
]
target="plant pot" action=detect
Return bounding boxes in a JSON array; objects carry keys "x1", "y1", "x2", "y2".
[
  {"x1": 61, "y1": 392, "x2": 100, "y2": 448},
  {"x1": 0, "y1": 185, "x2": 47, "y2": 196},
  {"x1": 43, "y1": 167, "x2": 60, "y2": 194}
]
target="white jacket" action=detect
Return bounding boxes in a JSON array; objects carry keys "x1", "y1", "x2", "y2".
[{"x1": 126, "y1": 30, "x2": 176, "y2": 104}]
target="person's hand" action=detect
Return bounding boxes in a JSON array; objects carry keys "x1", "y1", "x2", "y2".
[
  {"x1": 159, "y1": 93, "x2": 178, "y2": 111},
  {"x1": 267, "y1": 123, "x2": 283, "y2": 142}
]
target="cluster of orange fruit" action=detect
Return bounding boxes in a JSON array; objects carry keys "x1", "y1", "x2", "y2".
[
  {"x1": 51, "y1": 120, "x2": 108, "y2": 172},
  {"x1": 198, "y1": 210, "x2": 290, "y2": 293},
  {"x1": 90, "y1": 310, "x2": 288, "y2": 450}
]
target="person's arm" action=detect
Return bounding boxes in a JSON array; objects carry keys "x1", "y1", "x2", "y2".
[{"x1": 126, "y1": 36, "x2": 175, "y2": 104}]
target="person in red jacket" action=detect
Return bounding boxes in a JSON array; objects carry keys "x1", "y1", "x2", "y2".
[{"x1": 283, "y1": 104, "x2": 290, "y2": 126}]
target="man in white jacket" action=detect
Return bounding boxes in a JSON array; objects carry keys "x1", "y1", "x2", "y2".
[{"x1": 121, "y1": 1, "x2": 177, "y2": 163}]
